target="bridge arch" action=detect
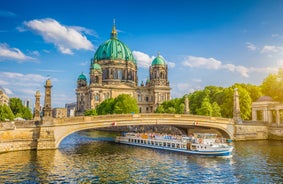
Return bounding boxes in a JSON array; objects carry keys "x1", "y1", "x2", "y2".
[{"x1": 52, "y1": 114, "x2": 234, "y2": 148}]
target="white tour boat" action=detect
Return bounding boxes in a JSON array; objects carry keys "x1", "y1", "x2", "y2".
[{"x1": 115, "y1": 132, "x2": 233, "y2": 157}]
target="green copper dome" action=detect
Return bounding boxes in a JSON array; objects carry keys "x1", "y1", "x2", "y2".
[
  {"x1": 92, "y1": 63, "x2": 102, "y2": 71},
  {"x1": 152, "y1": 54, "x2": 166, "y2": 66},
  {"x1": 78, "y1": 73, "x2": 87, "y2": 81},
  {"x1": 93, "y1": 24, "x2": 136, "y2": 64}
]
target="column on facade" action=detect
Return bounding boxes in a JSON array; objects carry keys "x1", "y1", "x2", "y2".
[
  {"x1": 263, "y1": 107, "x2": 269, "y2": 123},
  {"x1": 252, "y1": 109, "x2": 257, "y2": 121},
  {"x1": 276, "y1": 109, "x2": 280, "y2": 125}
]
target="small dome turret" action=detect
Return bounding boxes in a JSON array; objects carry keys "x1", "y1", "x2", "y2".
[
  {"x1": 91, "y1": 63, "x2": 102, "y2": 71},
  {"x1": 78, "y1": 73, "x2": 87, "y2": 81},
  {"x1": 152, "y1": 53, "x2": 166, "y2": 66}
]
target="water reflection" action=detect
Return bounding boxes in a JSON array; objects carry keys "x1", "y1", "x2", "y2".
[{"x1": 0, "y1": 131, "x2": 282, "y2": 183}]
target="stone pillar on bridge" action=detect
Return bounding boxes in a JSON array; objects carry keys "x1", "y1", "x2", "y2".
[
  {"x1": 233, "y1": 88, "x2": 242, "y2": 124},
  {"x1": 42, "y1": 79, "x2": 53, "y2": 125},
  {"x1": 37, "y1": 79, "x2": 56, "y2": 150},
  {"x1": 184, "y1": 95, "x2": 190, "y2": 114},
  {"x1": 34, "y1": 90, "x2": 41, "y2": 121}
]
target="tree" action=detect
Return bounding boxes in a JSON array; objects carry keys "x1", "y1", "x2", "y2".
[
  {"x1": 113, "y1": 94, "x2": 139, "y2": 114},
  {"x1": 96, "y1": 98, "x2": 115, "y2": 115},
  {"x1": 84, "y1": 109, "x2": 97, "y2": 116},
  {"x1": 235, "y1": 83, "x2": 262, "y2": 102},
  {"x1": 155, "y1": 97, "x2": 185, "y2": 114},
  {"x1": 0, "y1": 105, "x2": 15, "y2": 121},
  {"x1": 196, "y1": 97, "x2": 212, "y2": 116},
  {"x1": 9, "y1": 98, "x2": 33, "y2": 120},
  {"x1": 95, "y1": 94, "x2": 139, "y2": 115},
  {"x1": 261, "y1": 69, "x2": 283, "y2": 101},
  {"x1": 212, "y1": 102, "x2": 221, "y2": 117},
  {"x1": 236, "y1": 87, "x2": 252, "y2": 120}
]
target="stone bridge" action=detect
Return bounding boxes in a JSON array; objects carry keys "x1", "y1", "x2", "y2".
[{"x1": 0, "y1": 113, "x2": 234, "y2": 152}]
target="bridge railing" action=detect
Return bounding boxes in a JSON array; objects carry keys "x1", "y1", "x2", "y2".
[
  {"x1": 53, "y1": 113, "x2": 233, "y2": 125},
  {"x1": 0, "y1": 120, "x2": 38, "y2": 130}
]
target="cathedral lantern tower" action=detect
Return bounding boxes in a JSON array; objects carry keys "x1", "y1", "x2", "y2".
[
  {"x1": 149, "y1": 53, "x2": 171, "y2": 111},
  {"x1": 76, "y1": 73, "x2": 88, "y2": 116},
  {"x1": 43, "y1": 79, "x2": 52, "y2": 117},
  {"x1": 149, "y1": 53, "x2": 169, "y2": 87}
]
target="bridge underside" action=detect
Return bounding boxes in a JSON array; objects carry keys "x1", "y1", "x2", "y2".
[{"x1": 172, "y1": 125, "x2": 232, "y2": 139}]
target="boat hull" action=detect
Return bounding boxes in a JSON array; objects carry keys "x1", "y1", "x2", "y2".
[{"x1": 115, "y1": 138, "x2": 233, "y2": 157}]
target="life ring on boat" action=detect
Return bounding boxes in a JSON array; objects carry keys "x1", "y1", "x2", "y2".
[{"x1": 199, "y1": 138, "x2": 203, "y2": 144}]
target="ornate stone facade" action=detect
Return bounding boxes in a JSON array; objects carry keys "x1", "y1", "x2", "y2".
[
  {"x1": 0, "y1": 87, "x2": 9, "y2": 106},
  {"x1": 52, "y1": 108, "x2": 67, "y2": 118},
  {"x1": 76, "y1": 23, "x2": 171, "y2": 115},
  {"x1": 252, "y1": 96, "x2": 283, "y2": 125}
]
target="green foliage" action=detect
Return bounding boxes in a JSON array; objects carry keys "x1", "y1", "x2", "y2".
[
  {"x1": 155, "y1": 97, "x2": 185, "y2": 114},
  {"x1": 84, "y1": 109, "x2": 97, "y2": 116},
  {"x1": 186, "y1": 84, "x2": 255, "y2": 120},
  {"x1": 95, "y1": 94, "x2": 138, "y2": 115},
  {"x1": 0, "y1": 105, "x2": 15, "y2": 121},
  {"x1": 212, "y1": 102, "x2": 221, "y2": 117},
  {"x1": 96, "y1": 98, "x2": 115, "y2": 115},
  {"x1": 261, "y1": 68, "x2": 283, "y2": 101},
  {"x1": 196, "y1": 97, "x2": 212, "y2": 116},
  {"x1": 9, "y1": 98, "x2": 32, "y2": 120},
  {"x1": 113, "y1": 94, "x2": 139, "y2": 114}
]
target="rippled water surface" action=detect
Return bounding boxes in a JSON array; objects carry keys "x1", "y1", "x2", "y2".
[{"x1": 0, "y1": 130, "x2": 283, "y2": 183}]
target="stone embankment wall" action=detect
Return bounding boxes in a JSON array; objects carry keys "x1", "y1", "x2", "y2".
[
  {"x1": 0, "y1": 121, "x2": 39, "y2": 153},
  {"x1": 268, "y1": 125, "x2": 283, "y2": 140},
  {"x1": 234, "y1": 121, "x2": 283, "y2": 141},
  {"x1": 234, "y1": 123, "x2": 268, "y2": 141}
]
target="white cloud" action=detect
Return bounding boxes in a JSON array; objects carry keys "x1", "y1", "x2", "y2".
[
  {"x1": 181, "y1": 55, "x2": 279, "y2": 78},
  {"x1": 246, "y1": 42, "x2": 257, "y2": 51},
  {"x1": 80, "y1": 61, "x2": 88, "y2": 66},
  {"x1": 167, "y1": 61, "x2": 176, "y2": 68},
  {"x1": 182, "y1": 56, "x2": 222, "y2": 70},
  {"x1": 36, "y1": 69, "x2": 64, "y2": 73},
  {"x1": 261, "y1": 45, "x2": 283, "y2": 53},
  {"x1": 1, "y1": 72, "x2": 47, "y2": 83},
  {"x1": 0, "y1": 79, "x2": 8, "y2": 85},
  {"x1": 70, "y1": 26, "x2": 98, "y2": 37},
  {"x1": 133, "y1": 50, "x2": 176, "y2": 68},
  {"x1": 24, "y1": 18, "x2": 94, "y2": 55},
  {"x1": 0, "y1": 71, "x2": 54, "y2": 103},
  {"x1": 133, "y1": 51, "x2": 155, "y2": 68},
  {"x1": 176, "y1": 83, "x2": 191, "y2": 92},
  {"x1": 0, "y1": 43, "x2": 35, "y2": 61}
]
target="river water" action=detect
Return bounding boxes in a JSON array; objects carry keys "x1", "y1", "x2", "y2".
[{"x1": 0, "y1": 130, "x2": 282, "y2": 183}]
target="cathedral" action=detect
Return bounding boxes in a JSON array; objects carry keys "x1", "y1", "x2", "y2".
[{"x1": 75, "y1": 23, "x2": 171, "y2": 115}]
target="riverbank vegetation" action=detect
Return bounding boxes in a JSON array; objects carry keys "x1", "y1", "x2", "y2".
[
  {"x1": 156, "y1": 69, "x2": 283, "y2": 120},
  {"x1": 0, "y1": 98, "x2": 32, "y2": 121},
  {"x1": 84, "y1": 94, "x2": 139, "y2": 116}
]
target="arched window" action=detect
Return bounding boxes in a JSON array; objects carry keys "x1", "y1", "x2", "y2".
[
  {"x1": 95, "y1": 94, "x2": 100, "y2": 101},
  {"x1": 118, "y1": 69, "x2": 122, "y2": 80},
  {"x1": 160, "y1": 72, "x2": 164, "y2": 79},
  {"x1": 114, "y1": 69, "x2": 118, "y2": 79},
  {"x1": 103, "y1": 69, "x2": 107, "y2": 79},
  {"x1": 128, "y1": 71, "x2": 132, "y2": 80}
]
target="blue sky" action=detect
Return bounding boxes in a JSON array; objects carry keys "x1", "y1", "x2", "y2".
[{"x1": 0, "y1": 0, "x2": 283, "y2": 108}]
